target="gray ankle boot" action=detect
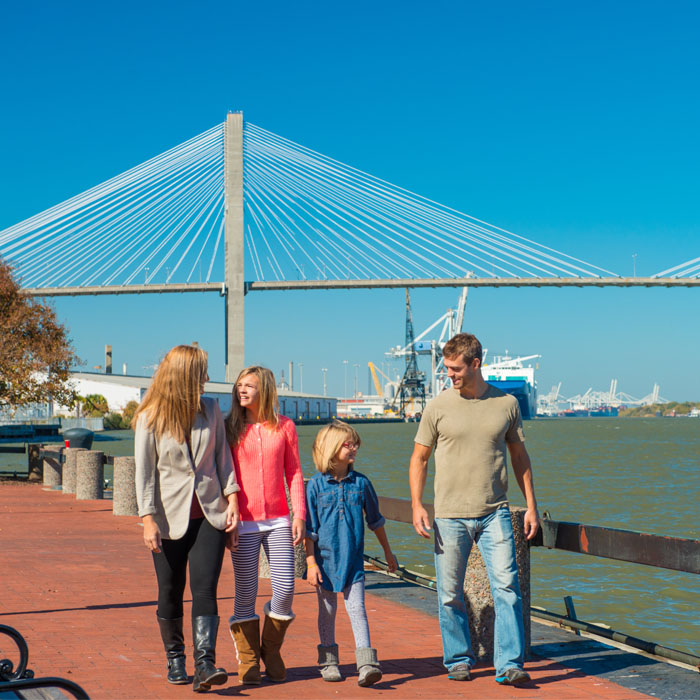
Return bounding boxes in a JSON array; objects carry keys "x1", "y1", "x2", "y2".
[
  {"x1": 317, "y1": 644, "x2": 342, "y2": 682},
  {"x1": 355, "y1": 647, "x2": 382, "y2": 687}
]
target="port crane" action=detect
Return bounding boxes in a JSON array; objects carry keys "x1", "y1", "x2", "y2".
[
  {"x1": 387, "y1": 284, "x2": 471, "y2": 399},
  {"x1": 388, "y1": 290, "x2": 427, "y2": 417},
  {"x1": 367, "y1": 362, "x2": 398, "y2": 398}
]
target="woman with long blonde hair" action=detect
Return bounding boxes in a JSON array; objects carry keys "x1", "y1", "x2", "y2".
[
  {"x1": 224, "y1": 366, "x2": 306, "y2": 686},
  {"x1": 134, "y1": 345, "x2": 240, "y2": 693}
]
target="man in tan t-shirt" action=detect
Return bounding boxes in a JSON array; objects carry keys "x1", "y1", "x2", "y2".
[{"x1": 409, "y1": 333, "x2": 539, "y2": 687}]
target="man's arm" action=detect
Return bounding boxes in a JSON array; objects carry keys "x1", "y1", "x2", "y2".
[
  {"x1": 507, "y1": 440, "x2": 539, "y2": 540},
  {"x1": 409, "y1": 442, "x2": 433, "y2": 538}
]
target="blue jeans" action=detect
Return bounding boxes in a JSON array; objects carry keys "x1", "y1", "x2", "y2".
[{"x1": 434, "y1": 508, "x2": 524, "y2": 675}]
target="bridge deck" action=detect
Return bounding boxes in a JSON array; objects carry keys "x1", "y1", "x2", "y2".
[{"x1": 0, "y1": 482, "x2": 661, "y2": 699}]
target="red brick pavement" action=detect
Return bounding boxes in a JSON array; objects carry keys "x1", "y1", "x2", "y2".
[{"x1": 0, "y1": 483, "x2": 652, "y2": 699}]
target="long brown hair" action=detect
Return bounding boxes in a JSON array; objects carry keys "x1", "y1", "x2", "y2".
[
  {"x1": 133, "y1": 345, "x2": 208, "y2": 443},
  {"x1": 225, "y1": 365, "x2": 279, "y2": 445}
]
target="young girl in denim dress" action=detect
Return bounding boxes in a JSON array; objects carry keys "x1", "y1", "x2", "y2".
[{"x1": 304, "y1": 420, "x2": 397, "y2": 687}]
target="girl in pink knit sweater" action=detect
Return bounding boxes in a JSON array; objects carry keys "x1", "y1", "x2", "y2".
[{"x1": 224, "y1": 366, "x2": 306, "y2": 686}]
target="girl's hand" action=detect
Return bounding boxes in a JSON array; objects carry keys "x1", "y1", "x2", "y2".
[
  {"x1": 306, "y1": 562, "x2": 322, "y2": 587},
  {"x1": 292, "y1": 518, "x2": 306, "y2": 545},
  {"x1": 225, "y1": 528, "x2": 239, "y2": 551},
  {"x1": 225, "y1": 493, "x2": 239, "y2": 533},
  {"x1": 385, "y1": 551, "x2": 398, "y2": 573},
  {"x1": 142, "y1": 516, "x2": 161, "y2": 553}
]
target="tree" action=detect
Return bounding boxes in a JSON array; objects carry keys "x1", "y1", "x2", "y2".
[
  {"x1": 104, "y1": 412, "x2": 125, "y2": 430},
  {"x1": 122, "y1": 400, "x2": 139, "y2": 428},
  {"x1": 0, "y1": 257, "x2": 80, "y2": 409},
  {"x1": 83, "y1": 394, "x2": 109, "y2": 417}
]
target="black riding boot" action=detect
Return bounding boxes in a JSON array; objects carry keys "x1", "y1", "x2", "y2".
[
  {"x1": 157, "y1": 616, "x2": 189, "y2": 685},
  {"x1": 192, "y1": 615, "x2": 227, "y2": 692}
]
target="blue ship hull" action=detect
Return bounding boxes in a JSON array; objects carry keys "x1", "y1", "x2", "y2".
[{"x1": 486, "y1": 379, "x2": 536, "y2": 420}]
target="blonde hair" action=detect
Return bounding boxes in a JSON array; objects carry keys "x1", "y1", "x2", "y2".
[
  {"x1": 133, "y1": 345, "x2": 208, "y2": 443},
  {"x1": 225, "y1": 365, "x2": 280, "y2": 444},
  {"x1": 312, "y1": 420, "x2": 361, "y2": 474}
]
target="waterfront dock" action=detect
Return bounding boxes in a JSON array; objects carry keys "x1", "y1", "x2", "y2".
[{"x1": 1, "y1": 482, "x2": 696, "y2": 699}]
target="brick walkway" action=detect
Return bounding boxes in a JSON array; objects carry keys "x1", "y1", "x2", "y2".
[{"x1": 0, "y1": 483, "x2": 653, "y2": 699}]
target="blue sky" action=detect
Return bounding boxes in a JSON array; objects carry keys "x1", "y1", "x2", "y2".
[{"x1": 1, "y1": 1, "x2": 699, "y2": 401}]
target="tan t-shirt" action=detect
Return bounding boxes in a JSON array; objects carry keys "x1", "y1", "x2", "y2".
[{"x1": 414, "y1": 384, "x2": 525, "y2": 518}]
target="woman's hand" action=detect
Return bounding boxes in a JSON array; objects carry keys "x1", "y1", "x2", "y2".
[
  {"x1": 142, "y1": 515, "x2": 161, "y2": 553},
  {"x1": 292, "y1": 518, "x2": 306, "y2": 546},
  {"x1": 225, "y1": 493, "x2": 239, "y2": 533},
  {"x1": 306, "y1": 561, "x2": 322, "y2": 587},
  {"x1": 385, "y1": 550, "x2": 398, "y2": 574}
]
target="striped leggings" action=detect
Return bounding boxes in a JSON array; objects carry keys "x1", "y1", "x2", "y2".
[{"x1": 230, "y1": 526, "x2": 295, "y2": 620}]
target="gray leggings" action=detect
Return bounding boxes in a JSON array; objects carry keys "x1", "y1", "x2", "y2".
[{"x1": 316, "y1": 578, "x2": 371, "y2": 649}]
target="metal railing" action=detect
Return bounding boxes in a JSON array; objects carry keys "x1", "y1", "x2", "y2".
[{"x1": 373, "y1": 495, "x2": 700, "y2": 671}]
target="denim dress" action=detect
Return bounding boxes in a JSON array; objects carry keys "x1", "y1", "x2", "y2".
[{"x1": 305, "y1": 469, "x2": 385, "y2": 592}]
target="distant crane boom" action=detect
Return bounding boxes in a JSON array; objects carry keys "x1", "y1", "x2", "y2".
[{"x1": 367, "y1": 362, "x2": 383, "y2": 396}]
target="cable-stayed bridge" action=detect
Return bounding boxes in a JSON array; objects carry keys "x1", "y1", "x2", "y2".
[{"x1": 1, "y1": 112, "x2": 698, "y2": 380}]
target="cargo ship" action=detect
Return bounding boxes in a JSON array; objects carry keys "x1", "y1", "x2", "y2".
[
  {"x1": 559, "y1": 405, "x2": 620, "y2": 417},
  {"x1": 481, "y1": 353, "x2": 539, "y2": 420}
]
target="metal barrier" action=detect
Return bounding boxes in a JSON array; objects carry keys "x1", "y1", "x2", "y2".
[
  {"x1": 0, "y1": 444, "x2": 28, "y2": 478},
  {"x1": 0, "y1": 624, "x2": 90, "y2": 699},
  {"x1": 373, "y1": 495, "x2": 700, "y2": 671},
  {"x1": 375, "y1": 495, "x2": 700, "y2": 574}
]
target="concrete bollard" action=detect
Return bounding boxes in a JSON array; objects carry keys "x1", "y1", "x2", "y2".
[
  {"x1": 463, "y1": 507, "x2": 530, "y2": 662},
  {"x1": 62, "y1": 448, "x2": 86, "y2": 494},
  {"x1": 42, "y1": 444, "x2": 63, "y2": 487},
  {"x1": 76, "y1": 450, "x2": 104, "y2": 500},
  {"x1": 113, "y1": 456, "x2": 138, "y2": 516}
]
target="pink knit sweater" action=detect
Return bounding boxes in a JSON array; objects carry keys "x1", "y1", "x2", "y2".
[{"x1": 230, "y1": 415, "x2": 306, "y2": 522}]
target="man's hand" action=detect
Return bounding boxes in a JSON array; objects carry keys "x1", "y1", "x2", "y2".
[
  {"x1": 412, "y1": 504, "x2": 432, "y2": 538},
  {"x1": 385, "y1": 551, "x2": 398, "y2": 573},
  {"x1": 292, "y1": 518, "x2": 306, "y2": 545},
  {"x1": 523, "y1": 507, "x2": 539, "y2": 540}
]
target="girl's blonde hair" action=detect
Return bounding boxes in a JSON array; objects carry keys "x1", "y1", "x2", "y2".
[
  {"x1": 225, "y1": 365, "x2": 280, "y2": 444},
  {"x1": 312, "y1": 420, "x2": 361, "y2": 474},
  {"x1": 133, "y1": 345, "x2": 208, "y2": 443}
]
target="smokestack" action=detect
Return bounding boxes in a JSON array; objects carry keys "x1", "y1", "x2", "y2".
[
  {"x1": 122, "y1": 363, "x2": 127, "y2": 375},
  {"x1": 289, "y1": 361, "x2": 293, "y2": 391},
  {"x1": 105, "y1": 345, "x2": 113, "y2": 374}
]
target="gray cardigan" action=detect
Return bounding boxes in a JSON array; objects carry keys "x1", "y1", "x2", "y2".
[{"x1": 135, "y1": 396, "x2": 239, "y2": 540}]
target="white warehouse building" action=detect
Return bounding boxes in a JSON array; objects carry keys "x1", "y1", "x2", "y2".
[{"x1": 60, "y1": 372, "x2": 337, "y2": 422}]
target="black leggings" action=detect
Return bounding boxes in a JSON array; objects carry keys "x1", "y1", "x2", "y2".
[{"x1": 152, "y1": 517, "x2": 226, "y2": 619}]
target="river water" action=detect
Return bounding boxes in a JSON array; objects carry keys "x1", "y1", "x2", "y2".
[{"x1": 3, "y1": 417, "x2": 697, "y2": 654}]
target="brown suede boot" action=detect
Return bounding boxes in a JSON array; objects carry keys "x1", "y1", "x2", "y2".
[
  {"x1": 260, "y1": 602, "x2": 294, "y2": 682},
  {"x1": 229, "y1": 616, "x2": 261, "y2": 685}
]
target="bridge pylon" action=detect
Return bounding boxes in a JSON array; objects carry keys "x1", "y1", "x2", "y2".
[{"x1": 224, "y1": 111, "x2": 245, "y2": 383}]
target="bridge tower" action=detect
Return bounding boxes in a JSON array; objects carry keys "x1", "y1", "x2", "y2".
[{"x1": 224, "y1": 112, "x2": 245, "y2": 382}]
